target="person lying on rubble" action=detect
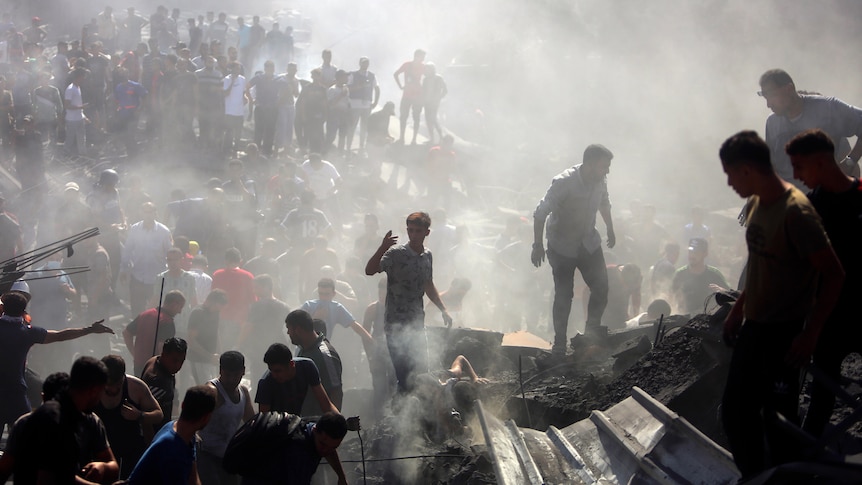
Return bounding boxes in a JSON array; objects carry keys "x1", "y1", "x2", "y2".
[{"x1": 411, "y1": 354, "x2": 488, "y2": 441}]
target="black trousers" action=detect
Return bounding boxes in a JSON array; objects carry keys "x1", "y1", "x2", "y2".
[{"x1": 722, "y1": 320, "x2": 803, "y2": 478}]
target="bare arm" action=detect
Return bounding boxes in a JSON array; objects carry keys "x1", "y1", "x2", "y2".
[
  {"x1": 424, "y1": 280, "x2": 452, "y2": 327},
  {"x1": 350, "y1": 321, "x2": 373, "y2": 345},
  {"x1": 128, "y1": 376, "x2": 164, "y2": 425},
  {"x1": 311, "y1": 384, "x2": 339, "y2": 414},
  {"x1": 324, "y1": 449, "x2": 348, "y2": 485},
  {"x1": 78, "y1": 446, "x2": 119, "y2": 485},
  {"x1": 361, "y1": 302, "x2": 376, "y2": 333},
  {"x1": 449, "y1": 355, "x2": 479, "y2": 381},
  {"x1": 365, "y1": 231, "x2": 396, "y2": 275},
  {"x1": 242, "y1": 386, "x2": 255, "y2": 421},
  {"x1": 787, "y1": 246, "x2": 845, "y2": 367},
  {"x1": 42, "y1": 320, "x2": 113, "y2": 344}
]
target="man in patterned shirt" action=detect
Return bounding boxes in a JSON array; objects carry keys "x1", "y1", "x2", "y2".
[{"x1": 366, "y1": 211, "x2": 452, "y2": 393}]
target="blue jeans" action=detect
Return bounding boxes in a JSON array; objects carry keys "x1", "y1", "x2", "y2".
[{"x1": 547, "y1": 246, "x2": 608, "y2": 353}]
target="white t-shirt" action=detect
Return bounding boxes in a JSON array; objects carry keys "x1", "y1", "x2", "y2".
[
  {"x1": 300, "y1": 160, "x2": 341, "y2": 200},
  {"x1": 223, "y1": 75, "x2": 247, "y2": 117},
  {"x1": 64, "y1": 83, "x2": 84, "y2": 121}
]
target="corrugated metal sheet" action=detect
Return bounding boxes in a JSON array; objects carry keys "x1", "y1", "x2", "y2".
[{"x1": 478, "y1": 386, "x2": 741, "y2": 484}]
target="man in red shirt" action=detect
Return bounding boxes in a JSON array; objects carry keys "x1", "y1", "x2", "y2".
[
  {"x1": 211, "y1": 248, "x2": 255, "y2": 349},
  {"x1": 122, "y1": 290, "x2": 187, "y2": 376}
]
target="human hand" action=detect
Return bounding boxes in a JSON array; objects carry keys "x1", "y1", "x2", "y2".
[
  {"x1": 120, "y1": 401, "x2": 142, "y2": 421},
  {"x1": 89, "y1": 319, "x2": 114, "y2": 335},
  {"x1": 380, "y1": 230, "x2": 398, "y2": 250},
  {"x1": 530, "y1": 243, "x2": 545, "y2": 268},
  {"x1": 607, "y1": 229, "x2": 616, "y2": 249},
  {"x1": 81, "y1": 462, "x2": 106, "y2": 482},
  {"x1": 442, "y1": 310, "x2": 453, "y2": 329}
]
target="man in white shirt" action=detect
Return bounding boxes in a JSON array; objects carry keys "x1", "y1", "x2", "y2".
[
  {"x1": 222, "y1": 61, "x2": 247, "y2": 156},
  {"x1": 121, "y1": 202, "x2": 173, "y2": 316},
  {"x1": 64, "y1": 68, "x2": 88, "y2": 157}
]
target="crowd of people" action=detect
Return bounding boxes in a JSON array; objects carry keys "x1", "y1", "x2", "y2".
[{"x1": 0, "y1": 3, "x2": 861, "y2": 484}]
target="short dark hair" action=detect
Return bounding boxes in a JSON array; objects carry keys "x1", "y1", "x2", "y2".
[
  {"x1": 759, "y1": 68, "x2": 794, "y2": 88},
  {"x1": 163, "y1": 289, "x2": 186, "y2": 307},
  {"x1": 219, "y1": 350, "x2": 245, "y2": 371},
  {"x1": 583, "y1": 144, "x2": 614, "y2": 164},
  {"x1": 43, "y1": 372, "x2": 70, "y2": 401},
  {"x1": 205, "y1": 288, "x2": 228, "y2": 305},
  {"x1": 317, "y1": 277, "x2": 335, "y2": 290},
  {"x1": 263, "y1": 343, "x2": 293, "y2": 366},
  {"x1": 254, "y1": 274, "x2": 273, "y2": 292},
  {"x1": 163, "y1": 337, "x2": 188, "y2": 355},
  {"x1": 315, "y1": 412, "x2": 348, "y2": 440},
  {"x1": 1, "y1": 292, "x2": 28, "y2": 316},
  {"x1": 719, "y1": 130, "x2": 773, "y2": 174},
  {"x1": 285, "y1": 309, "x2": 314, "y2": 332},
  {"x1": 70, "y1": 356, "x2": 109, "y2": 390},
  {"x1": 406, "y1": 211, "x2": 431, "y2": 229},
  {"x1": 785, "y1": 129, "x2": 836, "y2": 158},
  {"x1": 101, "y1": 354, "x2": 126, "y2": 382},
  {"x1": 179, "y1": 385, "x2": 216, "y2": 421},
  {"x1": 225, "y1": 247, "x2": 242, "y2": 264}
]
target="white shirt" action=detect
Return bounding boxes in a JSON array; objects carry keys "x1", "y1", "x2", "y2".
[
  {"x1": 189, "y1": 268, "x2": 213, "y2": 302},
  {"x1": 223, "y1": 74, "x2": 246, "y2": 116},
  {"x1": 121, "y1": 221, "x2": 173, "y2": 284},
  {"x1": 300, "y1": 160, "x2": 341, "y2": 200},
  {"x1": 64, "y1": 84, "x2": 84, "y2": 121}
]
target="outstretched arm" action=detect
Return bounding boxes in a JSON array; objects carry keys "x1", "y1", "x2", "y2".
[{"x1": 43, "y1": 320, "x2": 113, "y2": 344}]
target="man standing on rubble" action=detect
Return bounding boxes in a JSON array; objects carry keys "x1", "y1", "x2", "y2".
[
  {"x1": 785, "y1": 129, "x2": 862, "y2": 439},
  {"x1": 365, "y1": 211, "x2": 452, "y2": 394},
  {"x1": 532, "y1": 144, "x2": 616, "y2": 358},
  {"x1": 719, "y1": 130, "x2": 844, "y2": 478}
]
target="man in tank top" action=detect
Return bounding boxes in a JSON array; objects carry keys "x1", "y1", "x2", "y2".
[
  {"x1": 95, "y1": 355, "x2": 163, "y2": 479},
  {"x1": 198, "y1": 351, "x2": 255, "y2": 484}
]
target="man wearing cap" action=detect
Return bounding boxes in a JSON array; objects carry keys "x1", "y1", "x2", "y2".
[
  {"x1": 0, "y1": 291, "x2": 114, "y2": 431},
  {"x1": 671, "y1": 238, "x2": 729, "y2": 315},
  {"x1": 758, "y1": 69, "x2": 862, "y2": 189}
]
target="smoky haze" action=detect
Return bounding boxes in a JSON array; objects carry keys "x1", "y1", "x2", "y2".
[
  {"x1": 7, "y1": 0, "x2": 862, "y2": 480},
  {"x1": 18, "y1": 0, "x2": 862, "y2": 210}
]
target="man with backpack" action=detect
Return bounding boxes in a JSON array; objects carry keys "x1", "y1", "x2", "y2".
[{"x1": 225, "y1": 411, "x2": 350, "y2": 485}]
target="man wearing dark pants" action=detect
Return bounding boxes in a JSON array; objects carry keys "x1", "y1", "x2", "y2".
[
  {"x1": 785, "y1": 129, "x2": 862, "y2": 438},
  {"x1": 532, "y1": 144, "x2": 616, "y2": 357},
  {"x1": 719, "y1": 130, "x2": 844, "y2": 478},
  {"x1": 365, "y1": 211, "x2": 452, "y2": 393}
]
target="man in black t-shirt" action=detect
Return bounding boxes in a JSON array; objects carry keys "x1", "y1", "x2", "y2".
[
  {"x1": 286, "y1": 309, "x2": 344, "y2": 413},
  {"x1": 254, "y1": 343, "x2": 337, "y2": 415},
  {"x1": 787, "y1": 129, "x2": 862, "y2": 438}
]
